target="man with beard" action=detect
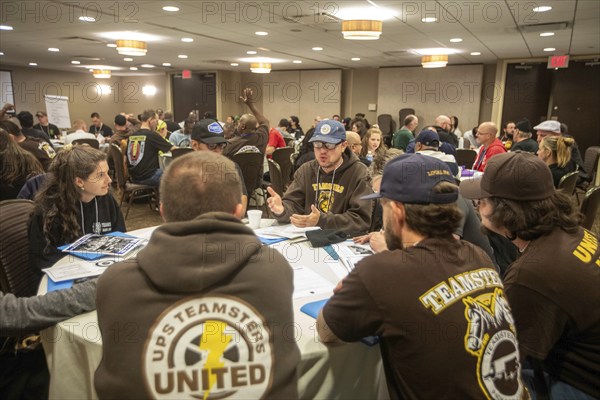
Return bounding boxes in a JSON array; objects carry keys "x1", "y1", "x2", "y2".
[
  {"x1": 267, "y1": 119, "x2": 371, "y2": 232},
  {"x1": 318, "y1": 154, "x2": 525, "y2": 400}
]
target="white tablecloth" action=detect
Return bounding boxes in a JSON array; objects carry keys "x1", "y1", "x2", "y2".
[{"x1": 40, "y1": 223, "x2": 384, "y2": 399}]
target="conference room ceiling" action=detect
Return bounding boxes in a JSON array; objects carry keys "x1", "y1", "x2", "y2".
[{"x1": 0, "y1": 0, "x2": 598, "y2": 75}]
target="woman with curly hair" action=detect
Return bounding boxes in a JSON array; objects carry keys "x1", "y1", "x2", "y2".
[
  {"x1": 0, "y1": 129, "x2": 44, "y2": 200},
  {"x1": 360, "y1": 127, "x2": 386, "y2": 163},
  {"x1": 28, "y1": 145, "x2": 126, "y2": 273},
  {"x1": 538, "y1": 135, "x2": 576, "y2": 187}
]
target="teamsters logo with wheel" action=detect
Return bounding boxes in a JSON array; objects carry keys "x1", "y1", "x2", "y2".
[{"x1": 143, "y1": 295, "x2": 273, "y2": 399}]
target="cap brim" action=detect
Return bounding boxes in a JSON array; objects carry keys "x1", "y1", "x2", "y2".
[
  {"x1": 360, "y1": 192, "x2": 382, "y2": 200},
  {"x1": 309, "y1": 135, "x2": 343, "y2": 144},
  {"x1": 199, "y1": 136, "x2": 228, "y2": 144},
  {"x1": 458, "y1": 177, "x2": 489, "y2": 199}
]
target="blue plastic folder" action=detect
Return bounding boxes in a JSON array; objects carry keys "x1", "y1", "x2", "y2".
[
  {"x1": 47, "y1": 279, "x2": 73, "y2": 292},
  {"x1": 300, "y1": 299, "x2": 380, "y2": 347},
  {"x1": 58, "y1": 231, "x2": 136, "y2": 261},
  {"x1": 258, "y1": 236, "x2": 288, "y2": 245}
]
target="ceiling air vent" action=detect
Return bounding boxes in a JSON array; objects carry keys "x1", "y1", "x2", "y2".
[{"x1": 519, "y1": 22, "x2": 569, "y2": 33}]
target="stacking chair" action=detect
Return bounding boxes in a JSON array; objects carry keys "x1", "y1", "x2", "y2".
[
  {"x1": 455, "y1": 149, "x2": 477, "y2": 168},
  {"x1": 580, "y1": 186, "x2": 600, "y2": 230},
  {"x1": 272, "y1": 147, "x2": 295, "y2": 189},
  {"x1": 557, "y1": 171, "x2": 579, "y2": 196},
  {"x1": 0, "y1": 199, "x2": 39, "y2": 297},
  {"x1": 109, "y1": 144, "x2": 157, "y2": 219},
  {"x1": 377, "y1": 114, "x2": 394, "y2": 147},
  {"x1": 399, "y1": 108, "x2": 415, "y2": 126},
  {"x1": 265, "y1": 159, "x2": 285, "y2": 196},
  {"x1": 72, "y1": 138, "x2": 100, "y2": 149},
  {"x1": 172, "y1": 147, "x2": 194, "y2": 159},
  {"x1": 576, "y1": 146, "x2": 600, "y2": 200},
  {"x1": 231, "y1": 152, "x2": 267, "y2": 210}
]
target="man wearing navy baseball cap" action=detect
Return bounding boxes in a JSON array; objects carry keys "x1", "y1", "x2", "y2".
[
  {"x1": 318, "y1": 153, "x2": 524, "y2": 399},
  {"x1": 267, "y1": 119, "x2": 371, "y2": 232}
]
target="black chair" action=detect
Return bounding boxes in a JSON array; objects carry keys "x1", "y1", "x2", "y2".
[
  {"x1": 576, "y1": 146, "x2": 600, "y2": 200},
  {"x1": 109, "y1": 144, "x2": 157, "y2": 219},
  {"x1": 377, "y1": 114, "x2": 394, "y2": 147},
  {"x1": 265, "y1": 159, "x2": 285, "y2": 196},
  {"x1": 272, "y1": 147, "x2": 295, "y2": 189},
  {"x1": 580, "y1": 185, "x2": 600, "y2": 230},
  {"x1": 72, "y1": 138, "x2": 100, "y2": 149},
  {"x1": 231, "y1": 152, "x2": 266, "y2": 210},
  {"x1": 455, "y1": 149, "x2": 477, "y2": 167},
  {"x1": 172, "y1": 148, "x2": 194, "y2": 159},
  {"x1": 0, "y1": 199, "x2": 39, "y2": 297},
  {"x1": 284, "y1": 137, "x2": 295, "y2": 147},
  {"x1": 399, "y1": 108, "x2": 415, "y2": 127},
  {"x1": 558, "y1": 171, "x2": 579, "y2": 196}
]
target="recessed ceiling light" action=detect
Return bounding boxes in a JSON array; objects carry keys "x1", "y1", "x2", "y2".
[
  {"x1": 255, "y1": 31, "x2": 268, "y2": 36},
  {"x1": 421, "y1": 17, "x2": 437, "y2": 23},
  {"x1": 48, "y1": 47, "x2": 60, "y2": 52},
  {"x1": 107, "y1": 43, "x2": 117, "y2": 48},
  {"x1": 0, "y1": 52, "x2": 4, "y2": 56},
  {"x1": 293, "y1": 60, "x2": 302, "y2": 64},
  {"x1": 162, "y1": 6, "x2": 179, "y2": 12},
  {"x1": 141, "y1": 64, "x2": 155, "y2": 68},
  {"x1": 533, "y1": 6, "x2": 552, "y2": 12},
  {"x1": 246, "y1": 50, "x2": 257, "y2": 55},
  {"x1": 540, "y1": 32, "x2": 555, "y2": 37},
  {"x1": 351, "y1": 57, "x2": 361, "y2": 61},
  {"x1": 130, "y1": 67, "x2": 138, "y2": 70},
  {"x1": 544, "y1": 47, "x2": 556, "y2": 52},
  {"x1": 29, "y1": 62, "x2": 37, "y2": 66},
  {"x1": 124, "y1": 57, "x2": 133, "y2": 61},
  {"x1": 230, "y1": 63, "x2": 239, "y2": 66},
  {"x1": 470, "y1": 52, "x2": 481, "y2": 56},
  {"x1": 178, "y1": 54, "x2": 188, "y2": 58},
  {"x1": 450, "y1": 38, "x2": 463, "y2": 43},
  {"x1": 312, "y1": 47, "x2": 323, "y2": 51},
  {"x1": 71, "y1": 60, "x2": 80, "y2": 64},
  {"x1": 0, "y1": 25, "x2": 14, "y2": 31},
  {"x1": 162, "y1": 62, "x2": 171, "y2": 67},
  {"x1": 79, "y1": 16, "x2": 95, "y2": 22},
  {"x1": 181, "y1": 37, "x2": 194, "y2": 42}
]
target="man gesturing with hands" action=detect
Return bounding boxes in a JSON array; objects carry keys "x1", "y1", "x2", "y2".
[{"x1": 266, "y1": 120, "x2": 372, "y2": 232}]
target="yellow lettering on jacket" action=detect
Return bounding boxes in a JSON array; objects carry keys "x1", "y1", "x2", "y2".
[{"x1": 572, "y1": 230, "x2": 598, "y2": 264}]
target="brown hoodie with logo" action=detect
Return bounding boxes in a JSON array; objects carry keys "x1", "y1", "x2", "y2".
[{"x1": 94, "y1": 212, "x2": 300, "y2": 399}]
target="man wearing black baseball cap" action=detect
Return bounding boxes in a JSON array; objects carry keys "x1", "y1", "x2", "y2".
[
  {"x1": 460, "y1": 152, "x2": 600, "y2": 399},
  {"x1": 318, "y1": 154, "x2": 523, "y2": 399},
  {"x1": 33, "y1": 110, "x2": 60, "y2": 139},
  {"x1": 191, "y1": 119, "x2": 248, "y2": 216}
]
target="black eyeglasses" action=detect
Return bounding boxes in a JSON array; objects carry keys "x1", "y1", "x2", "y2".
[
  {"x1": 206, "y1": 142, "x2": 227, "y2": 150},
  {"x1": 313, "y1": 141, "x2": 339, "y2": 150}
]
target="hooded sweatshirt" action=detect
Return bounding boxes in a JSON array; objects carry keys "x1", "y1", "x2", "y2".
[
  {"x1": 473, "y1": 137, "x2": 506, "y2": 172},
  {"x1": 274, "y1": 150, "x2": 372, "y2": 233},
  {"x1": 95, "y1": 212, "x2": 300, "y2": 399}
]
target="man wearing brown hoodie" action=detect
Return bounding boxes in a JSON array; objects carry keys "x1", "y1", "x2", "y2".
[{"x1": 95, "y1": 151, "x2": 300, "y2": 399}]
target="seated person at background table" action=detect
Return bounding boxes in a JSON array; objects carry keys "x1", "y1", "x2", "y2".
[
  {"x1": 0, "y1": 120, "x2": 56, "y2": 171},
  {"x1": 17, "y1": 111, "x2": 54, "y2": 148},
  {"x1": 472, "y1": 121, "x2": 506, "y2": 172},
  {"x1": 538, "y1": 135, "x2": 576, "y2": 188},
  {"x1": 460, "y1": 152, "x2": 599, "y2": 400},
  {"x1": 89, "y1": 112, "x2": 113, "y2": 138},
  {"x1": 318, "y1": 153, "x2": 525, "y2": 400},
  {"x1": 65, "y1": 119, "x2": 97, "y2": 145},
  {"x1": 95, "y1": 151, "x2": 300, "y2": 399},
  {"x1": 33, "y1": 110, "x2": 60, "y2": 139},
  {"x1": 267, "y1": 120, "x2": 372, "y2": 232},
  {"x1": 346, "y1": 130, "x2": 370, "y2": 167},
  {"x1": 510, "y1": 119, "x2": 538, "y2": 154},
  {"x1": 191, "y1": 118, "x2": 248, "y2": 217},
  {"x1": 223, "y1": 88, "x2": 269, "y2": 157},
  {"x1": 110, "y1": 114, "x2": 134, "y2": 153},
  {"x1": 0, "y1": 279, "x2": 97, "y2": 400},
  {"x1": 126, "y1": 109, "x2": 175, "y2": 187},
  {"x1": 29, "y1": 145, "x2": 126, "y2": 273},
  {"x1": 391, "y1": 114, "x2": 418, "y2": 151},
  {"x1": 414, "y1": 129, "x2": 459, "y2": 177},
  {"x1": 535, "y1": 120, "x2": 587, "y2": 181},
  {"x1": 0, "y1": 129, "x2": 44, "y2": 200},
  {"x1": 266, "y1": 123, "x2": 287, "y2": 159},
  {"x1": 168, "y1": 116, "x2": 194, "y2": 147}
]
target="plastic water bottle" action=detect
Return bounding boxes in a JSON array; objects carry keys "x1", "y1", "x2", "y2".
[{"x1": 458, "y1": 137, "x2": 464, "y2": 149}]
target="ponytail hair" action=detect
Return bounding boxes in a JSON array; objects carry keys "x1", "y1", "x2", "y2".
[{"x1": 540, "y1": 136, "x2": 574, "y2": 168}]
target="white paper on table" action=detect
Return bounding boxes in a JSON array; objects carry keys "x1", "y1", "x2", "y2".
[
  {"x1": 43, "y1": 262, "x2": 105, "y2": 282},
  {"x1": 293, "y1": 266, "x2": 335, "y2": 299},
  {"x1": 333, "y1": 241, "x2": 375, "y2": 274},
  {"x1": 255, "y1": 224, "x2": 320, "y2": 239}
]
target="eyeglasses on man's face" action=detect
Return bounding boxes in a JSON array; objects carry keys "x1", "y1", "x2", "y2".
[
  {"x1": 205, "y1": 142, "x2": 227, "y2": 150},
  {"x1": 313, "y1": 141, "x2": 339, "y2": 150}
]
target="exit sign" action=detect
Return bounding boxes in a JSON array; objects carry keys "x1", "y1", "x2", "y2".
[
  {"x1": 182, "y1": 70, "x2": 192, "y2": 79},
  {"x1": 548, "y1": 55, "x2": 569, "y2": 69}
]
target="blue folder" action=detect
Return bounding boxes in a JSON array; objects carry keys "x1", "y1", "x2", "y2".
[{"x1": 300, "y1": 299, "x2": 380, "y2": 346}]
